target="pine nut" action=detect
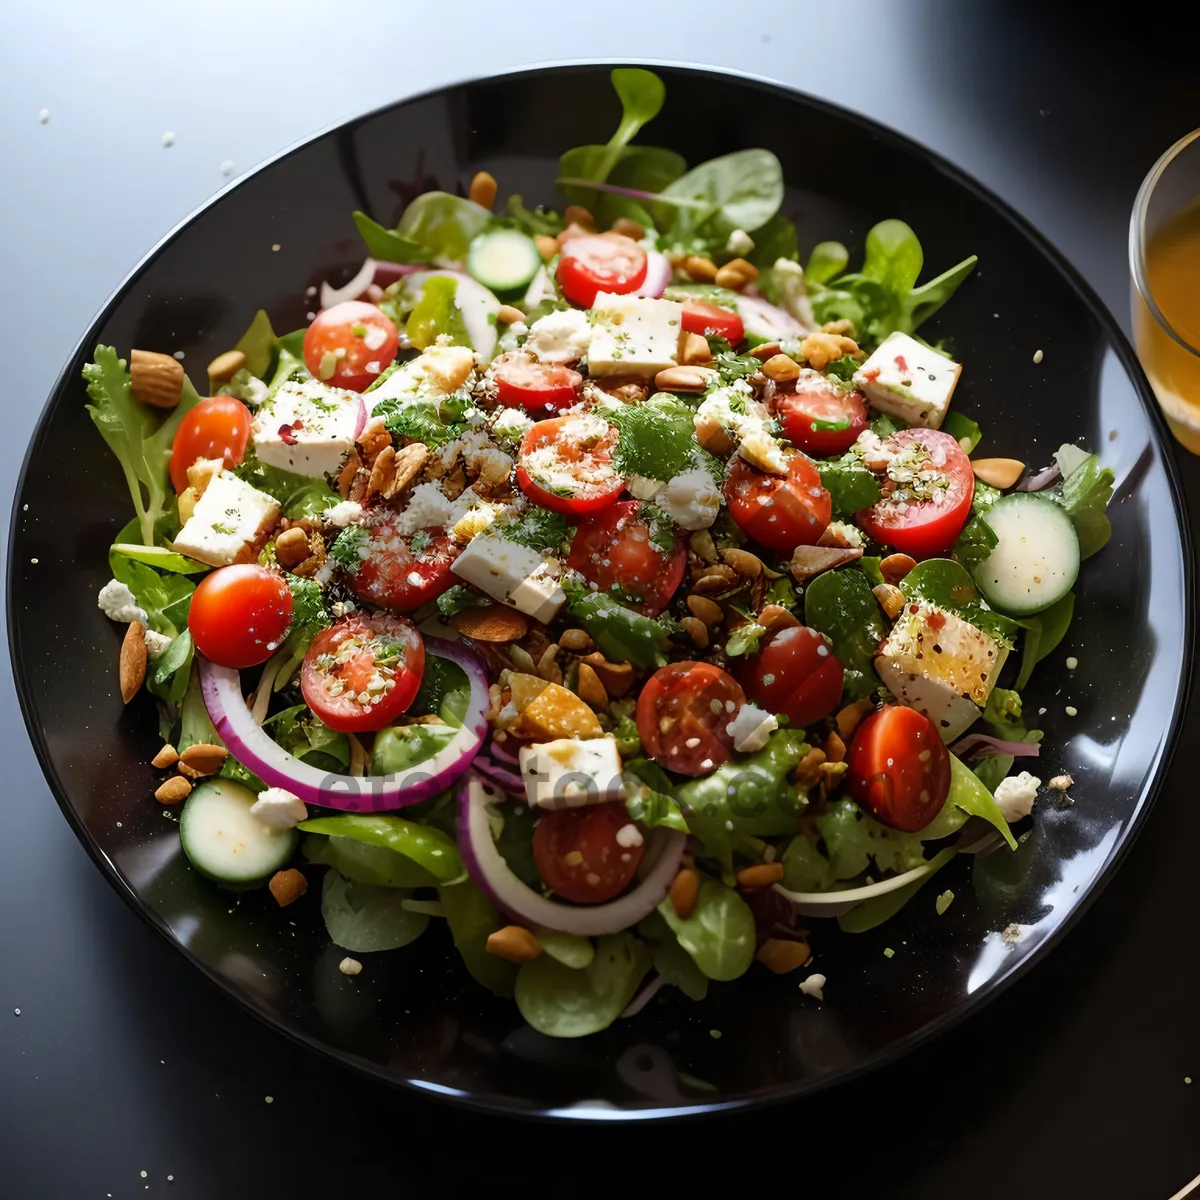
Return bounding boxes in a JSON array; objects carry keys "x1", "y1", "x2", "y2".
[
  {"x1": 686, "y1": 595, "x2": 723, "y2": 625},
  {"x1": 683, "y1": 256, "x2": 718, "y2": 282},
  {"x1": 761, "y1": 353, "x2": 801, "y2": 383},
  {"x1": 154, "y1": 776, "x2": 192, "y2": 805},
  {"x1": 496, "y1": 304, "x2": 525, "y2": 325},
  {"x1": 681, "y1": 616, "x2": 709, "y2": 648},
  {"x1": 880, "y1": 554, "x2": 916, "y2": 585},
  {"x1": 971, "y1": 458, "x2": 1025, "y2": 489},
  {"x1": 486, "y1": 925, "x2": 542, "y2": 963},
  {"x1": 756, "y1": 938, "x2": 812, "y2": 974},
  {"x1": 669, "y1": 868, "x2": 699, "y2": 919},
  {"x1": 736, "y1": 862, "x2": 784, "y2": 890},
  {"x1": 468, "y1": 170, "x2": 497, "y2": 209},
  {"x1": 206, "y1": 349, "x2": 247, "y2": 385}
]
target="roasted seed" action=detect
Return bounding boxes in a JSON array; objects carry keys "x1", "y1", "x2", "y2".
[
  {"x1": 750, "y1": 342, "x2": 782, "y2": 362},
  {"x1": 268, "y1": 868, "x2": 308, "y2": 908},
  {"x1": 151, "y1": 744, "x2": 179, "y2": 769},
  {"x1": 683, "y1": 255, "x2": 719, "y2": 282},
  {"x1": 736, "y1": 862, "x2": 784, "y2": 890},
  {"x1": 611, "y1": 217, "x2": 645, "y2": 240},
  {"x1": 274, "y1": 526, "x2": 310, "y2": 569},
  {"x1": 681, "y1": 616, "x2": 710, "y2": 648},
  {"x1": 558, "y1": 628, "x2": 594, "y2": 653},
  {"x1": 179, "y1": 742, "x2": 229, "y2": 777},
  {"x1": 761, "y1": 353, "x2": 801, "y2": 384},
  {"x1": 694, "y1": 411, "x2": 735, "y2": 454},
  {"x1": 971, "y1": 457, "x2": 1025, "y2": 489},
  {"x1": 686, "y1": 595, "x2": 724, "y2": 626},
  {"x1": 120, "y1": 621, "x2": 147, "y2": 703},
  {"x1": 681, "y1": 332, "x2": 713, "y2": 365},
  {"x1": 880, "y1": 553, "x2": 917, "y2": 585},
  {"x1": 206, "y1": 349, "x2": 247, "y2": 385},
  {"x1": 154, "y1": 776, "x2": 192, "y2": 805},
  {"x1": 537, "y1": 644, "x2": 561, "y2": 680},
  {"x1": 468, "y1": 170, "x2": 498, "y2": 209},
  {"x1": 509, "y1": 645, "x2": 537, "y2": 674},
  {"x1": 563, "y1": 204, "x2": 595, "y2": 229},
  {"x1": 575, "y1": 661, "x2": 607, "y2": 708},
  {"x1": 496, "y1": 304, "x2": 525, "y2": 325},
  {"x1": 723, "y1": 547, "x2": 763, "y2": 578},
  {"x1": 758, "y1": 604, "x2": 800, "y2": 636},
  {"x1": 669, "y1": 868, "x2": 700, "y2": 919},
  {"x1": 581, "y1": 653, "x2": 634, "y2": 697},
  {"x1": 654, "y1": 365, "x2": 714, "y2": 393},
  {"x1": 486, "y1": 925, "x2": 542, "y2": 963},
  {"x1": 835, "y1": 700, "x2": 874, "y2": 740},
  {"x1": 714, "y1": 257, "x2": 759, "y2": 289},
  {"x1": 756, "y1": 939, "x2": 812, "y2": 974},
  {"x1": 534, "y1": 234, "x2": 558, "y2": 262}
]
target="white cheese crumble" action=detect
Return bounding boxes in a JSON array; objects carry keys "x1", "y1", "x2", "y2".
[
  {"x1": 725, "y1": 228, "x2": 755, "y2": 256},
  {"x1": 322, "y1": 500, "x2": 366, "y2": 528},
  {"x1": 339, "y1": 957, "x2": 363, "y2": 976},
  {"x1": 97, "y1": 579, "x2": 147, "y2": 625},
  {"x1": 144, "y1": 629, "x2": 173, "y2": 658},
  {"x1": 993, "y1": 771, "x2": 1041, "y2": 822},
  {"x1": 726, "y1": 703, "x2": 778, "y2": 753},
  {"x1": 799, "y1": 973, "x2": 826, "y2": 1001},
  {"x1": 248, "y1": 787, "x2": 309, "y2": 830},
  {"x1": 1048, "y1": 773, "x2": 1074, "y2": 791},
  {"x1": 523, "y1": 308, "x2": 591, "y2": 363},
  {"x1": 615, "y1": 823, "x2": 644, "y2": 849},
  {"x1": 655, "y1": 466, "x2": 722, "y2": 531}
]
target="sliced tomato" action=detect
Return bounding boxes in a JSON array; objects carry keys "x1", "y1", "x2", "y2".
[
  {"x1": 491, "y1": 352, "x2": 582, "y2": 417},
  {"x1": 349, "y1": 520, "x2": 459, "y2": 611},
  {"x1": 516, "y1": 414, "x2": 626, "y2": 517},
  {"x1": 303, "y1": 300, "x2": 399, "y2": 392},
  {"x1": 636, "y1": 662, "x2": 746, "y2": 777},
  {"x1": 856, "y1": 429, "x2": 974, "y2": 558},
  {"x1": 170, "y1": 396, "x2": 252, "y2": 493},
  {"x1": 566, "y1": 500, "x2": 685, "y2": 616},
  {"x1": 555, "y1": 233, "x2": 648, "y2": 307},
  {"x1": 725, "y1": 455, "x2": 831, "y2": 555},
  {"x1": 846, "y1": 705, "x2": 950, "y2": 833},
  {"x1": 775, "y1": 369, "x2": 868, "y2": 456},
  {"x1": 188, "y1": 565, "x2": 293, "y2": 669},
  {"x1": 532, "y1": 802, "x2": 645, "y2": 903},
  {"x1": 740, "y1": 625, "x2": 844, "y2": 729},
  {"x1": 681, "y1": 299, "x2": 744, "y2": 345},
  {"x1": 301, "y1": 613, "x2": 425, "y2": 734}
]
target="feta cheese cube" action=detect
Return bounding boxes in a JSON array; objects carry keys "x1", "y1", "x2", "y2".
[
  {"x1": 523, "y1": 308, "x2": 591, "y2": 364},
  {"x1": 992, "y1": 772, "x2": 1041, "y2": 822},
  {"x1": 518, "y1": 737, "x2": 625, "y2": 809},
  {"x1": 366, "y1": 345, "x2": 475, "y2": 414},
  {"x1": 251, "y1": 379, "x2": 360, "y2": 478},
  {"x1": 172, "y1": 471, "x2": 281, "y2": 568},
  {"x1": 249, "y1": 787, "x2": 309, "y2": 830},
  {"x1": 853, "y1": 332, "x2": 961, "y2": 430},
  {"x1": 450, "y1": 534, "x2": 565, "y2": 623},
  {"x1": 726, "y1": 703, "x2": 778, "y2": 753},
  {"x1": 587, "y1": 293, "x2": 685, "y2": 378},
  {"x1": 875, "y1": 602, "x2": 1009, "y2": 742}
]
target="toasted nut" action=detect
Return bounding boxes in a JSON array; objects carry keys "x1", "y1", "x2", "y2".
[
  {"x1": 794, "y1": 747, "x2": 828, "y2": 787},
  {"x1": 151, "y1": 744, "x2": 179, "y2": 769},
  {"x1": 872, "y1": 583, "x2": 906, "y2": 620},
  {"x1": 563, "y1": 204, "x2": 595, "y2": 230},
  {"x1": 655, "y1": 365, "x2": 714, "y2": 393},
  {"x1": 468, "y1": 170, "x2": 498, "y2": 209},
  {"x1": 534, "y1": 234, "x2": 558, "y2": 262},
  {"x1": 611, "y1": 216, "x2": 645, "y2": 240},
  {"x1": 758, "y1": 604, "x2": 801, "y2": 636},
  {"x1": 206, "y1": 349, "x2": 247, "y2": 385},
  {"x1": 681, "y1": 332, "x2": 713, "y2": 366},
  {"x1": 268, "y1": 868, "x2": 309, "y2": 908},
  {"x1": 821, "y1": 318, "x2": 855, "y2": 335},
  {"x1": 129, "y1": 349, "x2": 185, "y2": 409},
  {"x1": 177, "y1": 485, "x2": 199, "y2": 524},
  {"x1": 689, "y1": 529, "x2": 719, "y2": 563},
  {"x1": 757, "y1": 938, "x2": 813, "y2": 974},
  {"x1": 799, "y1": 330, "x2": 861, "y2": 370},
  {"x1": 120, "y1": 621, "x2": 147, "y2": 703},
  {"x1": 367, "y1": 445, "x2": 397, "y2": 497},
  {"x1": 274, "y1": 526, "x2": 310, "y2": 569},
  {"x1": 176, "y1": 762, "x2": 202, "y2": 780},
  {"x1": 714, "y1": 257, "x2": 759, "y2": 289},
  {"x1": 683, "y1": 255, "x2": 719, "y2": 282},
  {"x1": 824, "y1": 730, "x2": 846, "y2": 764},
  {"x1": 290, "y1": 531, "x2": 326, "y2": 579},
  {"x1": 179, "y1": 742, "x2": 229, "y2": 777},
  {"x1": 558, "y1": 628, "x2": 594, "y2": 653},
  {"x1": 575, "y1": 661, "x2": 608, "y2": 708},
  {"x1": 537, "y1": 643, "x2": 561, "y2": 681},
  {"x1": 750, "y1": 342, "x2": 782, "y2": 362},
  {"x1": 509, "y1": 645, "x2": 537, "y2": 674},
  {"x1": 880, "y1": 553, "x2": 917, "y2": 585},
  {"x1": 595, "y1": 378, "x2": 649, "y2": 404},
  {"x1": 723, "y1": 547, "x2": 763, "y2": 578},
  {"x1": 486, "y1": 925, "x2": 542, "y2": 963},
  {"x1": 390, "y1": 442, "x2": 429, "y2": 496},
  {"x1": 971, "y1": 457, "x2": 1025, "y2": 489},
  {"x1": 154, "y1": 776, "x2": 192, "y2": 805},
  {"x1": 818, "y1": 524, "x2": 860, "y2": 549},
  {"x1": 356, "y1": 419, "x2": 392, "y2": 464},
  {"x1": 694, "y1": 411, "x2": 735, "y2": 455},
  {"x1": 790, "y1": 545, "x2": 863, "y2": 584},
  {"x1": 681, "y1": 616, "x2": 710, "y2": 648},
  {"x1": 451, "y1": 606, "x2": 529, "y2": 643},
  {"x1": 761, "y1": 353, "x2": 801, "y2": 384},
  {"x1": 336, "y1": 451, "x2": 363, "y2": 498},
  {"x1": 692, "y1": 572, "x2": 735, "y2": 596},
  {"x1": 737, "y1": 862, "x2": 785, "y2": 891},
  {"x1": 836, "y1": 699, "x2": 875, "y2": 740},
  {"x1": 496, "y1": 304, "x2": 525, "y2": 325},
  {"x1": 581, "y1": 653, "x2": 634, "y2": 697},
  {"x1": 669, "y1": 868, "x2": 700, "y2": 920},
  {"x1": 820, "y1": 760, "x2": 849, "y2": 784},
  {"x1": 686, "y1": 595, "x2": 724, "y2": 626}
]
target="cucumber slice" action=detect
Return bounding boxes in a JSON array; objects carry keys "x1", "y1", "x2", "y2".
[
  {"x1": 467, "y1": 229, "x2": 541, "y2": 294},
  {"x1": 973, "y1": 492, "x2": 1080, "y2": 616},
  {"x1": 179, "y1": 779, "x2": 297, "y2": 887}
]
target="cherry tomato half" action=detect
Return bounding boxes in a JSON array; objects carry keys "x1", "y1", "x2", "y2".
[
  {"x1": 532, "y1": 802, "x2": 645, "y2": 904},
  {"x1": 169, "y1": 396, "x2": 252, "y2": 493},
  {"x1": 681, "y1": 299, "x2": 745, "y2": 345},
  {"x1": 725, "y1": 455, "x2": 831, "y2": 555},
  {"x1": 846, "y1": 705, "x2": 950, "y2": 832},
  {"x1": 636, "y1": 661, "x2": 746, "y2": 777},
  {"x1": 188, "y1": 564, "x2": 293, "y2": 669},
  {"x1": 491, "y1": 352, "x2": 583, "y2": 417},
  {"x1": 856, "y1": 429, "x2": 974, "y2": 559},
  {"x1": 555, "y1": 233, "x2": 648, "y2": 308},
  {"x1": 516, "y1": 415, "x2": 626, "y2": 517},
  {"x1": 566, "y1": 501, "x2": 686, "y2": 617},
  {"x1": 740, "y1": 625, "x2": 845, "y2": 729},
  {"x1": 303, "y1": 301, "x2": 399, "y2": 392},
  {"x1": 301, "y1": 613, "x2": 425, "y2": 734},
  {"x1": 349, "y1": 519, "x2": 459, "y2": 612},
  {"x1": 774, "y1": 369, "x2": 868, "y2": 456}
]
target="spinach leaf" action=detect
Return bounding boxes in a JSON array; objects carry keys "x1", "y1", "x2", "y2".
[
  {"x1": 815, "y1": 799, "x2": 929, "y2": 878},
  {"x1": 563, "y1": 585, "x2": 668, "y2": 669},
  {"x1": 656, "y1": 877, "x2": 756, "y2": 981},
  {"x1": 781, "y1": 834, "x2": 835, "y2": 892},
  {"x1": 352, "y1": 211, "x2": 426, "y2": 264},
  {"x1": 110, "y1": 542, "x2": 209, "y2": 575},
  {"x1": 638, "y1": 910, "x2": 709, "y2": 1000},
  {"x1": 1012, "y1": 591, "x2": 1075, "y2": 691},
  {"x1": 234, "y1": 309, "x2": 279, "y2": 380},
  {"x1": 804, "y1": 568, "x2": 886, "y2": 699},
  {"x1": 263, "y1": 704, "x2": 349, "y2": 773},
  {"x1": 411, "y1": 653, "x2": 471, "y2": 725},
  {"x1": 502, "y1": 195, "x2": 564, "y2": 238},
  {"x1": 1052, "y1": 444, "x2": 1115, "y2": 559},
  {"x1": 601, "y1": 394, "x2": 698, "y2": 480},
  {"x1": 817, "y1": 458, "x2": 882, "y2": 515},
  {"x1": 900, "y1": 558, "x2": 1018, "y2": 644},
  {"x1": 320, "y1": 869, "x2": 429, "y2": 953},
  {"x1": 941, "y1": 411, "x2": 982, "y2": 453},
  {"x1": 371, "y1": 724, "x2": 456, "y2": 774},
  {"x1": 748, "y1": 212, "x2": 799, "y2": 269},
  {"x1": 439, "y1": 879, "x2": 518, "y2": 997},
  {"x1": 805, "y1": 241, "x2": 849, "y2": 285},
  {"x1": 303, "y1": 834, "x2": 437, "y2": 888},
  {"x1": 582, "y1": 67, "x2": 666, "y2": 186},
  {"x1": 147, "y1": 630, "x2": 194, "y2": 704},
  {"x1": 623, "y1": 759, "x2": 689, "y2": 832},
  {"x1": 515, "y1": 933, "x2": 651, "y2": 1037},
  {"x1": 395, "y1": 192, "x2": 491, "y2": 264},
  {"x1": 944, "y1": 753, "x2": 1017, "y2": 848},
  {"x1": 954, "y1": 513, "x2": 998, "y2": 570},
  {"x1": 298, "y1": 814, "x2": 464, "y2": 883},
  {"x1": 659, "y1": 149, "x2": 784, "y2": 246},
  {"x1": 491, "y1": 802, "x2": 541, "y2": 889},
  {"x1": 108, "y1": 544, "x2": 196, "y2": 637},
  {"x1": 536, "y1": 931, "x2": 595, "y2": 970},
  {"x1": 235, "y1": 454, "x2": 339, "y2": 519},
  {"x1": 836, "y1": 848, "x2": 958, "y2": 933}
]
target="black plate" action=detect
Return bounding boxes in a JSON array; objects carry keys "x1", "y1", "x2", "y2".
[{"x1": 8, "y1": 63, "x2": 1192, "y2": 1120}]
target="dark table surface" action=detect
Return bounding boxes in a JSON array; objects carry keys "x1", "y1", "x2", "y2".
[{"x1": 2, "y1": 3, "x2": 1198, "y2": 1196}]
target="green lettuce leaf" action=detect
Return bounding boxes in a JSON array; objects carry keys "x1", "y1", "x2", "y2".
[
  {"x1": 836, "y1": 847, "x2": 958, "y2": 933},
  {"x1": 804, "y1": 568, "x2": 886, "y2": 700},
  {"x1": 439, "y1": 879, "x2": 518, "y2": 997},
  {"x1": 303, "y1": 834, "x2": 437, "y2": 888},
  {"x1": 320, "y1": 869, "x2": 428, "y2": 953},
  {"x1": 623, "y1": 759, "x2": 689, "y2": 832},
  {"x1": 298, "y1": 814, "x2": 464, "y2": 883},
  {"x1": 1052, "y1": 444, "x2": 1115, "y2": 559},
  {"x1": 1012, "y1": 591, "x2": 1075, "y2": 690},
  {"x1": 817, "y1": 457, "x2": 883, "y2": 515},
  {"x1": 656, "y1": 877, "x2": 756, "y2": 982},
  {"x1": 234, "y1": 309, "x2": 279, "y2": 380}
]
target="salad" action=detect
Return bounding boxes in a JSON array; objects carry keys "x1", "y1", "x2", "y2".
[{"x1": 86, "y1": 70, "x2": 1114, "y2": 1038}]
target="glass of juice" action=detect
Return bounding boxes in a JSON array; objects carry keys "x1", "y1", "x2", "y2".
[{"x1": 1130, "y1": 129, "x2": 1200, "y2": 452}]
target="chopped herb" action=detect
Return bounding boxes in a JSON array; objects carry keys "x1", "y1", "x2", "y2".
[
  {"x1": 824, "y1": 355, "x2": 860, "y2": 382},
  {"x1": 502, "y1": 506, "x2": 575, "y2": 554},
  {"x1": 329, "y1": 525, "x2": 369, "y2": 574},
  {"x1": 211, "y1": 522, "x2": 236, "y2": 535},
  {"x1": 639, "y1": 503, "x2": 676, "y2": 554},
  {"x1": 410, "y1": 529, "x2": 432, "y2": 555},
  {"x1": 817, "y1": 458, "x2": 882, "y2": 515},
  {"x1": 811, "y1": 417, "x2": 851, "y2": 433},
  {"x1": 436, "y1": 585, "x2": 490, "y2": 616},
  {"x1": 935, "y1": 889, "x2": 954, "y2": 915},
  {"x1": 712, "y1": 350, "x2": 761, "y2": 385}
]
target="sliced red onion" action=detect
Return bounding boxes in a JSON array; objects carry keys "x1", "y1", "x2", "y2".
[
  {"x1": 458, "y1": 775, "x2": 686, "y2": 936},
  {"x1": 950, "y1": 733, "x2": 1042, "y2": 759},
  {"x1": 488, "y1": 738, "x2": 520, "y2": 768},
  {"x1": 634, "y1": 251, "x2": 672, "y2": 298},
  {"x1": 352, "y1": 394, "x2": 367, "y2": 440},
  {"x1": 1014, "y1": 463, "x2": 1062, "y2": 492},
  {"x1": 471, "y1": 755, "x2": 524, "y2": 798},
  {"x1": 198, "y1": 638, "x2": 487, "y2": 812},
  {"x1": 373, "y1": 261, "x2": 428, "y2": 288},
  {"x1": 620, "y1": 972, "x2": 666, "y2": 1018},
  {"x1": 734, "y1": 293, "x2": 806, "y2": 340},
  {"x1": 320, "y1": 257, "x2": 377, "y2": 310}
]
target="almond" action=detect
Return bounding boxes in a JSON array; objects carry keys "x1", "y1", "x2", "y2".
[
  {"x1": 680, "y1": 332, "x2": 713, "y2": 365},
  {"x1": 469, "y1": 170, "x2": 498, "y2": 209},
  {"x1": 750, "y1": 342, "x2": 782, "y2": 362},
  {"x1": 761, "y1": 353, "x2": 801, "y2": 384},
  {"x1": 736, "y1": 862, "x2": 785, "y2": 890},
  {"x1": 356, "y1": 419, "x2": 392, "y2": 464},
  {"x1": 274, "y1": 526, "x2": 310, "y2": 569},
  {"x1": 575, "y1": 661, "x2": 607, "y2": 709},
  {"x1": 756, "y1": 938, "x2": 812, "y2": 974},
  {"x1": 150, "y1": 744, "x2": 179, "y2": 769},
  {"x1": 386, "y1": 441, "x2": 429, "y2": 498},
  {"x1": 206, "y1": 349, "x2": 246, "y2": 385},
  {"x1": 654, "y1": 365, "x2": 714, "y2": 393},
  {"x1": 971, "y1": 457, "x2": 1025, "y2": 489},
  {"x1": 451, "y1": 605, "x2": 529, "y2": 643},
  {"x1": 669, "y1": 868, "x2": 700, "y2": 919},
  {"x1": 486, "y1": 925, "x2": 542, "y2": 963},
  {"x1": 611, "y1": 217, "x2": 645, "y2": 241},
  {"x1": 723, "y1": 547, "x2": 763, "y2": 578},
  {"x1": 120, "y1": 621, "x2": 147, "y2": 703},
  {"x1": 686, "y1": 595, "x2": 724, "y2": 626},
  {"x1": 130, "y1": 350, "x2": 185, "y2": 409},
  {"x1": 496, "y1": 304, "x2": 525, "y2": 325},
  {"x1": 683, "y1": 255, "x2": 718, "y2": 282},
  {"x1": 681, "y1": 616, "x2": 709, "y2": 648},
  {"x1": 154, "y1": 776, "x2": 192, "y2": 805},
  {"x1": 179, "y1": 742, "x2": 229, "y2": 777},
  {"x1": 790, "y1": 545, "x2": 863, "y2": 584},
  {"x1": 563, "y1": 204, "x2": 595, "y2": 230}
]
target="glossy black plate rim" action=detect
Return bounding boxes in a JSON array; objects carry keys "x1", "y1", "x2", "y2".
[{"x1": 8, "y1": 59, "x2": 1194, "y2": 1123}]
